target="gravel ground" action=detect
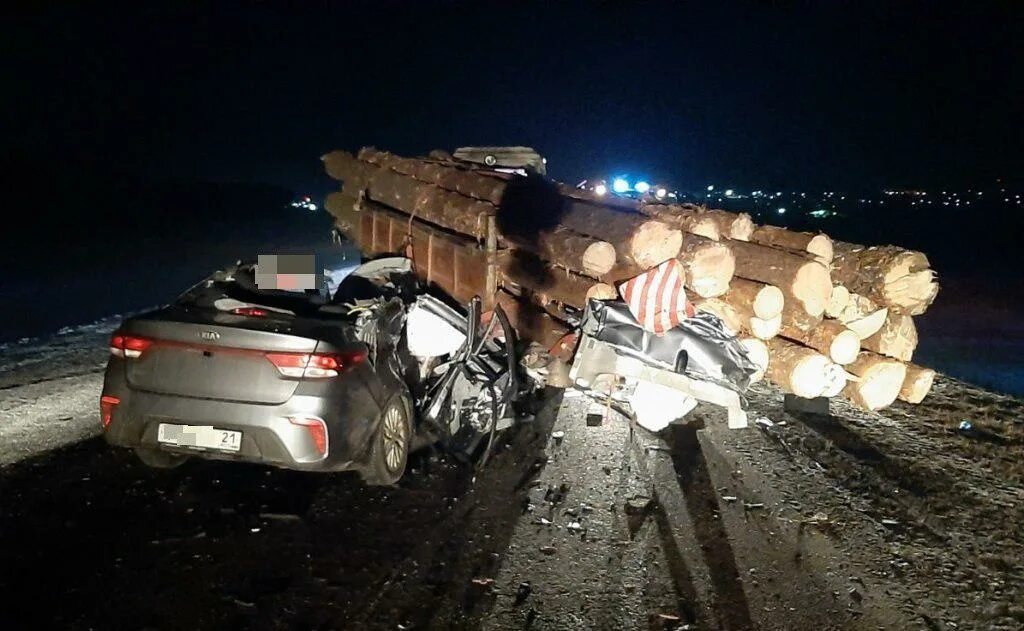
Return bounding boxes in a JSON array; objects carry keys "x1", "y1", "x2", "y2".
[{"x1": 1, "y1": 325, "x2": 1022, "y2": 630}]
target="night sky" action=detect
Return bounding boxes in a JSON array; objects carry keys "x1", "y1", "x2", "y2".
[{"x1": 4, "y1": 2, "x2": 1022, "y2": 194}]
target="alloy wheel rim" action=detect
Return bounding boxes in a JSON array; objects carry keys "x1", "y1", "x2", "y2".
[{"x1": 382, "y1": 404, "x2": 407, "y2": 472}]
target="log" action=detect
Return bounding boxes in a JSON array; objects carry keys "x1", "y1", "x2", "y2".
[
  {"x1": 751, "y1": 225, "x2": 834, "y2": 263},
  {"x1": 715, "y1": 286, "x2": 782, "y2": 339},
  {"x1": 834, "y1": 291, "x2": 889, "y2": 340},
  {"x1": 780, "y1": 318, "x2": 860, "y2": 365},
  {"x1": 704, "y1": 210, "x2": 755, "y2": 241},
  {"x1": 898, "y1": 363, "x2": 935, "y2": 404},
  {"x1": 676, "y1": 233, "x2": 735, "y2": 298},
  {"x1": 502, "y1": 228, "x2": 617, "y2": 277},
  {"x1": 558, "y1": 202, "x2": 683, "y2": 270},
  {"x1": 842, "y1": 351, "x2": 907, "y2": 411},
  {"x1": 821, "y1": 363, "x2": 851, "y2": 398},
  {"x1": 722, "y1": 278, "x2": 784, "y2": 320},
  {"x1": 726, "y1": 239, "x2": 832, "y2": 316},
  {"x1": 637, "y1": 203, "x2": 721, "y2": 240},
  {"x1": 862, "y1": 312, "x2": 917, "y2": 362},
  {"x1": 739, "y1": 337, "x2": 769, "y2": 383},
  {"x1": 692, "y1": 298, "x2": 745, "y2": 334},
  {"x1": 749, "y1": 314, "x2": 782, "y2": 340},
  {"x1": 497, "y1": 252, "x2": 612, "y2": 309},
  {"x1": 766, "y1": 338, "x2": 831, "y2": 398},
  {"x1": 831, "y1": 242, "x2": 939, "y2": 315},
  {"x1": 824, "y1": 285, "x2": 851, "y2": 318}
]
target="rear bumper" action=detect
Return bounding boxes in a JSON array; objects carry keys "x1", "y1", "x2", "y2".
[{"x1": 103, "y1": 383, "x2": 383, "y2": 472}]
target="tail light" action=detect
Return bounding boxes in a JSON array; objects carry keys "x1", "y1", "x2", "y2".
[
  {"x1": 100, "y1": 395, "x2": 120, "y2": 429},
  {"x1": 264, "y1": 350, "x2": 367, "y2": 378},
  {"x1": 109, "y1": 333, "x2": 153, "y2": 358},
  {"x1": 288, "y1": 416, "x2": 328, "y2": 456},
  {"x1": 231, "y1": 306, "x2": 268, "y2": 317}
]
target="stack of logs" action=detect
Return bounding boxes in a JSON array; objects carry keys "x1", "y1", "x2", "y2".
[{"x1": 322, "y1": 147, "x2": 940, "y2": 411}]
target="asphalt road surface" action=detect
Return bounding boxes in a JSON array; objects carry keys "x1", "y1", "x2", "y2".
[{"x1": 1, "y1": 323, "x2": 1023, "y2": 630}]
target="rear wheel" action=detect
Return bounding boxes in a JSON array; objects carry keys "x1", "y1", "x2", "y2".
[
  {"x1": 135, "y1": 447, "x2": 189, "y2": 469},
  {"x1": 360, "y1": 392, "x2": 412, "y2": 486}
]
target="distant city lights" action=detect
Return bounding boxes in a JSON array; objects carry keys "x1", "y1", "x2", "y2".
[
  {"x1": 655, "y1": 187, "x2": 667, "y2": 199},
  {"x1": 777, "y1": 207, "x2": 786, "y2": 214},
  {"x1": 594, "y1": 183, "x2": 608, "y2": 196},
  {"x1": 612, "y1": 178, "x2": 630, "y2": 193},
  {"x1": 634, "y1": 181, "x2": 651, "y2": 194}
]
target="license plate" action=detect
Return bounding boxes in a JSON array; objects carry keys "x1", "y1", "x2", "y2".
[{"x1": 157, "y1": 423, "x2": 242, "y2": 452}]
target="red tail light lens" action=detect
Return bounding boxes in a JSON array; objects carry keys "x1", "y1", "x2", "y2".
[
  {"x1": 264, "y1": 350, "x2": 367, "y2": 378},
  {"x1": 109, "y1": 333, "x2": 153, "y2": 358},
  {"x1": 231, "y1": 306, "x2": 268, "y2": 317},
  {"x1": 289, "y1": 416, "x2": 328, "y2": 456},
  {"x1": 100, "y1": 395, "x2": 120, "y2": 429}
]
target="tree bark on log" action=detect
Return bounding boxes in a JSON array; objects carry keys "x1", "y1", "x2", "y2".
[
  {"x1": 637, "y1": 203, "x2": 721, "y2": 240},
  {"x1": 780, "y1": 318, "x2": 860, "y2": 365},
  {"x1": 704, "y1": 210, "x2": 755, "y2": 241},
  {"x1": 501, "y1": 228, "x2": 616, "y2": 277},
  {"x1": 497, "y1": 252, "x2": 613, "y2": 309},
  {"x1": 898, "y1": 363, "x2": 935, "y2": 404},
  {"x1": 842, "y1": 351, "x2": 907, "y2": 411},
  {"x1": 862, "y1": 312, "x2": 917, "y2": 362},
  {"x1": 726, "y1": 239, "x2": 832, "y2": 316},
  {"x1": 766, "y1": 338, "x2": 831, "y2": 398},
  {"x1": 722, "y1": 278, "x2": 784, "y2": 320},
  {"x1": 558, "y1": 202, "x2": 683, "y2": 270},
  {"x1": 751, "y1": 226, "x2": 834, "y2": 263},
  {"x1": 676, "y1": 234, "x2": 735, "y2": 298},
  {"x1": 831, "y1": 241, "x2": 939, "y2": 315}
]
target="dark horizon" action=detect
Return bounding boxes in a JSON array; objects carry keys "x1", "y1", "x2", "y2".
[{"x1": 4, "y1": 2, "x2": 1022, "y2": 196}]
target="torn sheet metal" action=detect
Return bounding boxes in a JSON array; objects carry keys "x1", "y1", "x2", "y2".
[
  {"x1": 581, "y1": 300, "x2": 758, "y2": 393},
  {"x1": 570, "y1": 334, "x2": 749, "y2": 429}
]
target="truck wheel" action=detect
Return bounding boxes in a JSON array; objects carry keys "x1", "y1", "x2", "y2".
[
  {"x1": 135, "y1": 447, "x2": 189, "y2": 469},
  {"x1": 360, "y1": 392, "x2": 412, "y2": 486}
]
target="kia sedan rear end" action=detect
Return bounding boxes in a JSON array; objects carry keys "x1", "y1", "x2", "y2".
[{"x1": 100, "y1": 262, "x2": 414, "y2": 484}]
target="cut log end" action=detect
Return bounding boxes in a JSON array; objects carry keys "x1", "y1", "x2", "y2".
[
  {"x1": 825, "y1": 285, "x2": 851, "y2": 319},
  {"x1": 585, "y1": 283, "x2": 618, "y2": 301},
  {"x1": 899, "y1": 364, "x2": 935, "y2": 404},
  {"x1": 686, "y1": 242, "x2": 736, "y2": 298},
  {"x1": 630, "y1": 221, "x2": 683, "y2": 269},
  {"x1": 807, "y1": 234, "x2": 834, "y2": 263},
  {"x1": 792, "y1": 261, "x2": 832, "y2": 317},
  {"x1": 843, "y1": 353, "x2": 907, "y2": 411},
  {"x1": 739, "y1": 337, "x2": 769, "y2": 383},
  {"x1": 750, "y1": 314, "x2": 782, "y2": 340},
  {"x1": 580, "y1": 241, "x2": 617, "y2": 276},
  {"x1": 728, "y1": 213, "x2": 755, "y2": 241},
  {"x1": 828, "y1": 329, "x2": 861, "y2": 365}
]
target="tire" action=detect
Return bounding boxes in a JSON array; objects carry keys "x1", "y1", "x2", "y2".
[
  {"x1": 135, "y1": 447, "x2": 189, "y2": 469},
  {"x1": 360, "y1": 391, "x2": 413, "y2": 486}
]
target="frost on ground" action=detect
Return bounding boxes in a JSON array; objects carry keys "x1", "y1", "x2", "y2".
[{"x1": 0, "y1": 317, "x2": 117, "y2": 466}]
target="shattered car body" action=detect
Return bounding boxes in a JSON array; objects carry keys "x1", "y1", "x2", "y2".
[
  {"x1": 101, "y1": 256, "x2": 523, "y2": 483},
  {"x1": 570, "y1": 300, "x2": 758, "y2": 431}
]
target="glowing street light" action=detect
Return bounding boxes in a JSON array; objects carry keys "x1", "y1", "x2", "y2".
[
  {"x1": 634, "y1": 181, "x2": 651, "y2": 194},
  {"x1": 594, "y1": 183, "x2": 608, "y2": 196},
  {"x1": 612, "y1": 178, "x2": 630, "y2": 193},
  {"x1": 655, "y1": 187, "x2": 667, "y2": 199},
  {"x1": 777, "y1": 207, "x2": 787, "y2": 214}
]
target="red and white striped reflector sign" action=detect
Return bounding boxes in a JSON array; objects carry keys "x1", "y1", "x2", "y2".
[{"x1": 618, "y1": 259, "x2": 693, "y2": 335}]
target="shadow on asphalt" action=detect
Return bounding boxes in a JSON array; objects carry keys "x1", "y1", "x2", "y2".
[{"x1": 0, "y1": 389, "x2": 561, "y2": 630}]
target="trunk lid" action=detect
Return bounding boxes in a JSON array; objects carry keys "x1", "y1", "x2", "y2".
[{"x1": 122, "y1": 312, "x2": 321, "y2": 405}]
